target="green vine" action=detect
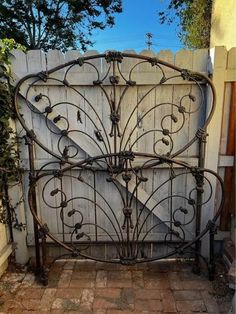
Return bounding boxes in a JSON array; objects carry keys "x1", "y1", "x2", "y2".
[{"x1": 0, "y1": 38, "x2": 26, "y2": 229}]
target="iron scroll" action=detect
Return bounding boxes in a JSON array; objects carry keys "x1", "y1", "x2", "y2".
[{"x1": 14, "y1": 52, "x2": 223, "y2": 281}]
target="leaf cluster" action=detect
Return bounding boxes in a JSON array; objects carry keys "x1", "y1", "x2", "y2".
[
  {"x1": 0, "y1": 0, "x2": 122, "y2": 51},
  {"x1": 0, "y1": 38, "x2": 26, "y2": 229},
  {"x1": 158, "y1": 0, "x2": 212, "y2": 49},
  {"x1": 0, "y1": 39, "x2": 24, "y2": 192}
]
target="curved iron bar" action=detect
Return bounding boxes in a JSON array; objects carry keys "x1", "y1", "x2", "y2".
[
  {"x1": 70, "y1": 222, "x2": 123, "y2": 258},
  {"x1": 121, "y1": 83, "x2": 202, "y2": 152},
  {"x1": 66, "y1": 173, "x2": 125, "y2": 238},
  {"x1": 14, "y1": 52, "x2": 215, "y2": 160},
  {"x1": 132, "y1": 169, "x2": 192, "y2": 239},
  {"x1": 27, "y1": 150, "x2": 223, "y2": 258},
  {"x1": 61, "y1": 196, "x2": 122, "y2": 242},
  {"x1": 14, "y1": 52, "x2": 223, "y2": 276},
  {"x1": 17, "y1": 76, "x2": 112, "y2": 159},
  {"x1": 188, "y1": 175, "x2": 213, "y2": 206},
  {"x1": 135, "y1": 194, "x2": 195, "y2": 242}
]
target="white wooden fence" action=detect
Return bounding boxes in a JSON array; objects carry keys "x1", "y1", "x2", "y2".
[{"x1": 0, "y1": 47, "x2": 234, "y2": 266}]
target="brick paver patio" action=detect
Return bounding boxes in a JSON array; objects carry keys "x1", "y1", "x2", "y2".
[{"x1": 0, "y1": 259, "x2": 232, "y2": 313}]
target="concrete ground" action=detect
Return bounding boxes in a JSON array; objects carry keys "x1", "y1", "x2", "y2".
[{"x1": 0, "y1": 259, "x2": 233, "y2": 314}]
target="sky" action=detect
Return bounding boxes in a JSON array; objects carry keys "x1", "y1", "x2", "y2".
[{"x1": 89, "y1": 0, "x2": 183, "y2": 53}]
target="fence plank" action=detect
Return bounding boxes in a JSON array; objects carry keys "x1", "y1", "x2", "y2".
[
  {"x1": 10, "y1": 50, "x2": 27, "y2": 81},
  {"x1": 136, "y1": 85, "x2": 155, "y2": 154},
  {"x1": 227, "y1": 48, "x2": 236, "y2": 70},
  {"x1": 26, "y1": 50, "x2": 46, "y2": 73},
  {"x1": 192, "y1": 49, "x2": 209, "y2": 72}
]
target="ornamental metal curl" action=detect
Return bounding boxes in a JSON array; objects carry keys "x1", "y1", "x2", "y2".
[{"x1": 14, "y1": 52, "x2": 223, "y2": 284}]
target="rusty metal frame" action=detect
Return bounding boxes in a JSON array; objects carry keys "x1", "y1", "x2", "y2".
[{"x1": 13, "y1": 52, "x2": 223, "y2": 285}]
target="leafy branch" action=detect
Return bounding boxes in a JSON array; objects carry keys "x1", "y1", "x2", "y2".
[
  {"x1": 0, "y1": 38, "x2": 26, "y2": 230},
  {"x1": 158, "y1": 0, "x2": 212, "y2": 49}
]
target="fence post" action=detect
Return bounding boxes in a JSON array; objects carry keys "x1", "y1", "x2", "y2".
[
  {"x1": 203, "y1": 46, "x2": 228, "y2": 256},
  {"x1": 9, "y1": 50, "x2": 30, "y2": 265}
]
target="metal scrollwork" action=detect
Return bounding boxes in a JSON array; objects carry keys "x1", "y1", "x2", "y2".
[{"x1": 14, "y1": 52, "x2": 222, "y2": 279}]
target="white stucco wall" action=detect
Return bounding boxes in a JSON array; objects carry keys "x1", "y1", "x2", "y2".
[{"x1": 210, "y1": 0, "x2": 236, "y2": 49}]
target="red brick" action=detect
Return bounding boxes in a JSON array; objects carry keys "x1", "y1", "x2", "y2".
[
  {"x1": 138, "y1": 312, "x2": 163, "y2": 314},
  {"x1": 144, "y1": 278, "x2": 170, "y2": 289},
  {"x1": 52, "y1": 298, "x2": 80, "y2": 310},
  {"x1": 96, "y1": 263, "x2": 125, "y2": 271},
  {"x1": 168, "y1": 271, "x2": 180, "y2": 281},
  {"x1": 135, "y1": 299, "x2": 162, "y2": 311},
  {"x1": 1, "y1": 299, "x2": 24, "y2": 312},
  {"x1": 176, "y1": 300, "x2": 207, "y2": 312},
  {"x1": 148, "y1": 299, "x2": 163, "y2": 311},
  {"x1": 108, "y1": 270, "x2": 132, "y2": 279},
  {"x1": 92, "y1": 310, "x2": 106, "y2": 314},
  {"x1": 132, "y1": 271, "x2": 144, "y2": 288},
  {"x1": 40, "y1": 288, "x2": 57, "y2": 310},
  {"x1": 21, "y1": 299, "x2": 41, "y2": 310},
  {"x1": 135, "y1": 289, "x2": 162, "y2": 300},
  {"x1": 74, "y1": 260, "x2": 96, "y2": 270},
  {"x1": 169, "y1": 280, "x2": 184, "y2": 290},
  {"x1": 48, "y1": 271, "x2": 61, "y2": 281},
  {"x1": 80, "y1": 288, "x2": 94, "y2": 311},
  {"x1": 93, "y1": 310, "x2": 106, "y2": 314},
  {"x1": 17, "y1": 288, "x2": 44, "y2": 299},
  {"x1": 144, "y1": 271, "x2": 168, "y2": 279},
  {"x1": 64, "y1": 311, "x2": 91, "y2": 314},
  {"x1": 20, "y1": 310, "x2": 49, "y2": 314},
  {"x1": 161, "y1": 291, "x2": 176, "y2": 312},
  {"x1": 147, "y1": 261, "x2": 170, "y2": 272},
  {"x1": 178, "y1": 312, "x2": 207, "y2": 314},
  {"x1": 73, "y1": 270, "x2": 96, "y2": 279},
  {"x1": 58, "y1": 270, "x2": 73, "y2": 288},
  {"x1": 93, "y1": 297, "x2": 119, "y2": 309},
  {"x1": 135, "y1": 299, "x2": 148, "y2": 311},
  {"x1": 51, "y1": 261, "x2": 65, "y2": 270},
  {"x1": 96, "y1": 270, "x2": 107, "y2": 288},
  {"x1": 95, "y1": 288, "x2": 121, "y2": 298},
  {"x1": 107, "y1": 279, "x2": 132, "y2": 288},
  {"x1": 174, "y1": 290, "x2": 203, "y2": 300},
  {"x1": 182, "y1": 280, "x2": 211, "y2": 290},
  {"x1": 21, "y1": 273, "x2": 36, "y2": 287},
  {"x1": 56, "y1": 288, "x2": 82, "y2": 298},
  {"x1": 179, "y1": 271, "x2": 203, "y2": 281},
  {"x1": 121, "y1": 288, "x2": 134, "y2": 304},
  {"x1": 69, "y1": 278, "x2": 95, "y2": 288},
  {"x1": 63, "y1": 261, "x2": 75, "y2": 270},
  {"x1": 7, "y1": 310, "x2": 26, "y2": 314},
  {"x1": 47, "y1": 280, "x2": 60, "y2": 288},
  {"x1": 107, "y1": 310, "x2": 134, "y2": 314}
]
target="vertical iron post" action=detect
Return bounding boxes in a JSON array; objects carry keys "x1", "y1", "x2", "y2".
[
  {"x1": 25, "y1": 134, "x2": 41, "y2": 274},
  {"x1": 208, "y1": 220, "x2": 216, "y2": 280},
  {"x1": 193, "y1": 129, "x2": 207, "y2": 274},
  {"x1": 38, "y1": 225, "x2": 49, "y2": 286}
]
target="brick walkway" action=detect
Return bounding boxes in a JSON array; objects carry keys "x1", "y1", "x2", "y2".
[{"x1": 0, "y1": 260, "x2": 232, "y2": 313}]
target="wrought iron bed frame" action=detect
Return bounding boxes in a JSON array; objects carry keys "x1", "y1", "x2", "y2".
[{"x1": 13, "y1": 52, "x2": 224, "y2": 285}]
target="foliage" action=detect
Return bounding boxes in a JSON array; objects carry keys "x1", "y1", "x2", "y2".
[
  {"x1": 0, "y1": 0, "x2": 122, "y2": 51},
  {"x1": 158, "y1": 0, "x2": 212, "y2": 49},
  {"x1": 0, "y1": 38, "x2": 26, "y2": 63},
  {"x1": 0, "y1": 38, "x2": 25, "y2": 228}
]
